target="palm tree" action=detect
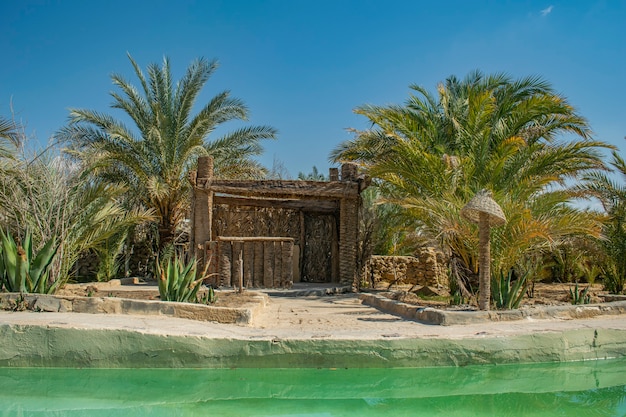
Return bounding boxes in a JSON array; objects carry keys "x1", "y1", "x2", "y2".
[
  {"x1": 332, "y1": 71, "x2": 610, "y2": 301},
  {"x1": 578, "y1": 150, "x2": 626, "y2": 293},
  {"x1": 297, "y1": 166, "x2": 327, "y2": 181},
  {"x1": 59, "y1": 55, "x2": 276, "y2": 251}
]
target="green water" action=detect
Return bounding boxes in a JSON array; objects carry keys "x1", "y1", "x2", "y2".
[{"x1": 1, "y1": 358, "x2": 625, "y2": 416}]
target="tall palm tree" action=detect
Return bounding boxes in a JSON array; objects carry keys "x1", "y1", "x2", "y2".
[
  {"x1": 59, "y1": 55, "x2": 276, "y2": 250},
  {"x1": 332, "y1": 71, "x2": 610, "y2": 298}
]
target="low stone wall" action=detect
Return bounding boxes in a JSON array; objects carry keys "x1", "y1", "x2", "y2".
[
  {"x1": 0, "y1": 292, "x2": 266, "y2": 325},
  {"x1": 367, "y1": 248, "x2": 447, "y2": 290},
  {"x1": 359, "y1": 293, "x2": 626, "y2": 326}
]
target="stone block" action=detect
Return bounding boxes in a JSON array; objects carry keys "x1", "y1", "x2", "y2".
[{"x1": 32, "y1": 295, "x2": 65, "y2": 312}]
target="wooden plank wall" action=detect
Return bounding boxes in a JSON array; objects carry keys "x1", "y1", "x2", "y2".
[{"x1": 208, "y1": 237, "x2": 294, "y2": 288}]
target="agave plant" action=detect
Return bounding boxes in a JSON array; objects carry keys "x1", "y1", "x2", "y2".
[
  {"x1": 570, "y1": 282, "x2": 591, "y2": 305},
  {"x1": 491, "y1": 269, "x2": 529, "y2": 310},
  {"x1": 156, "y1": 254, "x2": 205, "y2": 303},
  {"x1": 0, "y1": 229, "x2": 59, "y2": 294}
]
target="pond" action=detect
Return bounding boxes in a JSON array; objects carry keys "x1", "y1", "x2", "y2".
[{"x1": 1, "y1": 358, "x2": 625, "y2": 416}]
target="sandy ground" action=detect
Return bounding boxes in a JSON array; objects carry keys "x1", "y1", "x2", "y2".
[{"x1": 2, "y1": 290, "x2": 626, "y2": 341}]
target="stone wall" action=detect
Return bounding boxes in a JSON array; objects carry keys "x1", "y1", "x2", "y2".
[{"x1": 366, "y1": 248, "x2": 448, "y2": 291}]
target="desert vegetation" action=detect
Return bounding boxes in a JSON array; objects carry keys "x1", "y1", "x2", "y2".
[{"x1": 0, "y1": 65, "x2": 625, "y2": 309}]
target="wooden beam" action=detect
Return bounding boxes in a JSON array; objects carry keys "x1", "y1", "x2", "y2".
[
  {"x1": 213, "y1": 195, "x2": 339, "y2": 212},
  {"x1": 216, "y1": 236, "x2": 295, "y2": 243},
  {"x1": 203, "y1": 180, "x2": 360, "y2": 200}
]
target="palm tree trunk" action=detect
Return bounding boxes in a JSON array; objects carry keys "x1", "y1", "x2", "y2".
[
  {"x1": 478, "y1": 212, "x2": 491, "y2": 311},
  {"x1": 158, "y1": 218, "x2": 176, "y2": 253}
]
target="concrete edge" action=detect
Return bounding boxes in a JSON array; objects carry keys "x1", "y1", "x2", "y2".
[
  {"x1": 0, "y1": 293, "x2": 268, "y2": 325},
  {"x1": 1, "y1": 324, "x2": 625, "y2": 368},
  {"x1": 359, "y1": 293, "x2": 626, "y2": 325}
]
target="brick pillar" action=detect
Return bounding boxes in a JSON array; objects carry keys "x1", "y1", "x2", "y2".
[
  {"x1": 329, "y1": 167, "x2": 339, "y2": 181},
  {"x1": 341, "y1": 163, "x2": 357, "y2": 181}
]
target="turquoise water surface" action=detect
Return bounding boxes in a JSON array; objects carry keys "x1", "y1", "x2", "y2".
[{"x1": 1, "y1": 358, "x2": 625, "y2": 416}]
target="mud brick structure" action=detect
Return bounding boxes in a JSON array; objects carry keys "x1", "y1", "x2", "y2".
[
  {"x1": 190, "y1": 156, "x2": 368, "y2": 288},
  {"x1": 366, "y1": 249, "x2": 449, "y2": 291}
]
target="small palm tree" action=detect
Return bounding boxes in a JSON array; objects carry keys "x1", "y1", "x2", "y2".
[
  {"x1": 578, "y1": 150, "x2": 626, "y2": 293},
  {"x1": 297, "y1": 166, "x2": 327, "y2": 181},
  {"x1": 59, "y1": 55, "x2": 276, "y2": 251}
]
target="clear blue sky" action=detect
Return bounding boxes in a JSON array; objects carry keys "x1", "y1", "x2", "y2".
[{"x1": 2, "y1": 0, "x2": 625, "y2": 178}]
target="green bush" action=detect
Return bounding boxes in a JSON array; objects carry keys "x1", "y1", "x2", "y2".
[
  {"x1": 0, "y1": 229, "x2": 59, "y2": 294},
  {"x1": 155, "y1": 254, "x2": 204, "y2": 303},
  {"x1": 491, "y1": 269, "x2": 529, "y2": 310}
]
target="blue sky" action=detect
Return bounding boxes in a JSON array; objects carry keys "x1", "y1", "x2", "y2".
[{"x1": 2, "y1": 0, "x2": 625, "y2": 178}]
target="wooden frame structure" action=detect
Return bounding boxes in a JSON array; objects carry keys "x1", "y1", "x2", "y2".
[{"x1": 189, "y1": 156, "x2": 368, "y2": 288}]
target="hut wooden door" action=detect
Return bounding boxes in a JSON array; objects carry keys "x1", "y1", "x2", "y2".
[{"x1": 301, "y1": 213, "x2": 337, "y2": 282}]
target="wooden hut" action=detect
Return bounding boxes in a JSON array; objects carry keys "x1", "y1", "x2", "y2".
[{"x1": 189, "y1": 156, "x2": 368, "y2": 289}]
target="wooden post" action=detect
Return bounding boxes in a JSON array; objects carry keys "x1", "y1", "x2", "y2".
[
  {"x1": 292, "y1": 244, "x2": 301, "y2": 283},
  {"x1": 232, "y1": 241, "x2": 243, "y2": 290},
  {"x1": 331, "y1": 214, "x2": 339, "y2": 283},
  {"x1": 282, "y1": 239, "x2": 294, "y2": 288},
  {"x1": 274, "y1": 241, "x2": 282, "y2": 288},
  {"x1": 218, "y1": 240, "x2": 232, "y2": 287},
  {"x1": 204, "y1": 241, "x2": 218, "y2": 286},
  {"x1": 253, "y1": 241, "x2": 264, "y2": 287},
  {"x1": 263, "y1": 241, "x2": 274, "y2": 288},
  {"x1": 243, "y1": 241, "x2": 254, "y2": 288},
  {"x1": 237, "y1": 250, "x2": 244, "y2": 293},
  {"x1": 193, "y1": 156, "x2": 214, "y2": 270},
  {"x1": 299, "y1": 211, "x2": 305, "y2": 281}
]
